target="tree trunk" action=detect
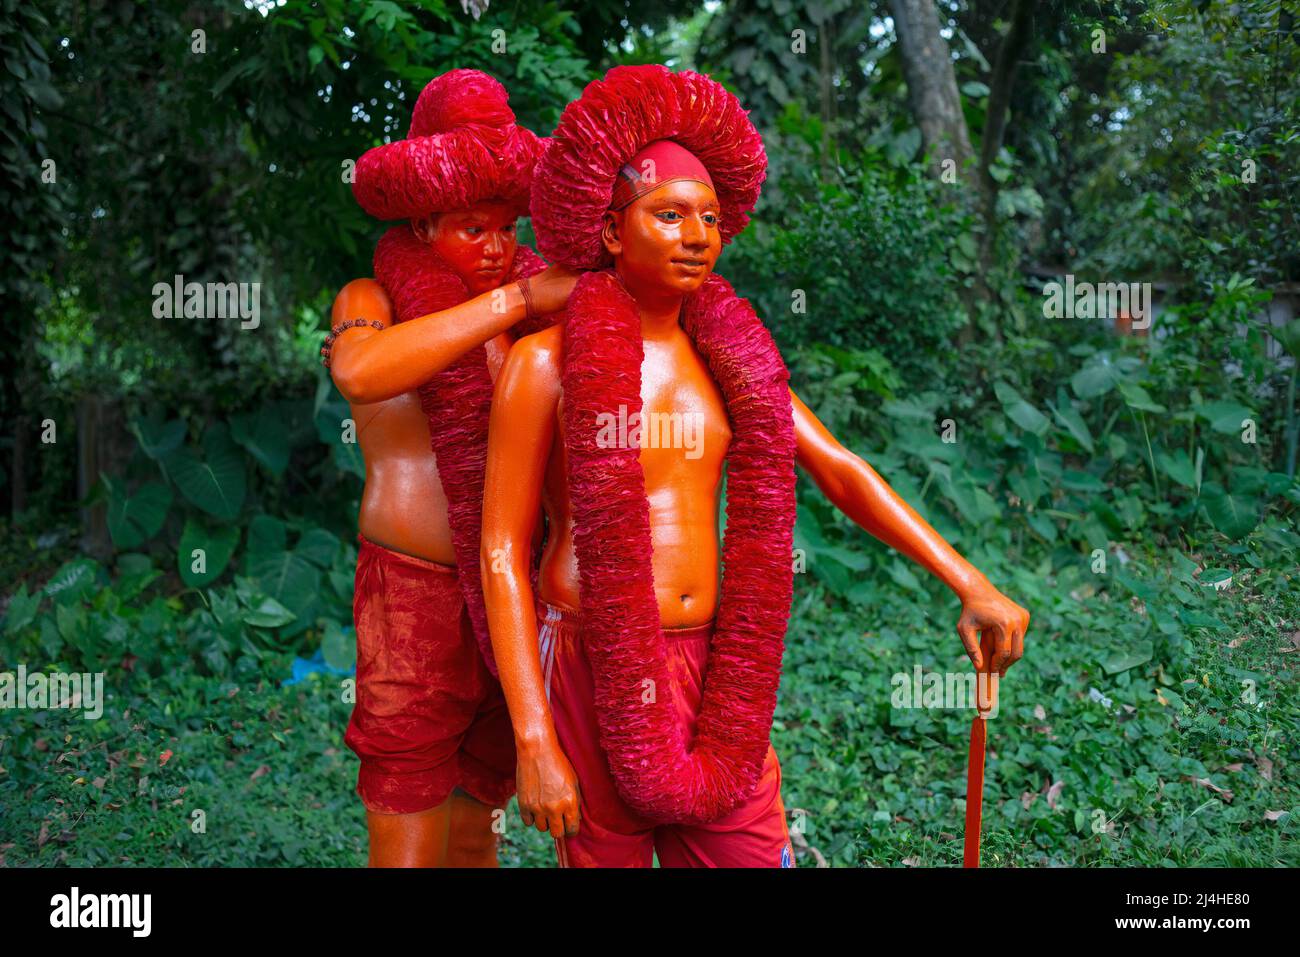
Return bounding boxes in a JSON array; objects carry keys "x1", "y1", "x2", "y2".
[
  {"x1": 77, "y1": 394, "x2": 112, "y2": 559},
  {"x1": 889, "y1": 0, "x2": 974, "y2": 180},
  {"x1": 11, "y1": 417, "x2": 28, "y2": 520},
  {"x1": 976, "y1": 0, "x2": 1035, "y2": 276}
]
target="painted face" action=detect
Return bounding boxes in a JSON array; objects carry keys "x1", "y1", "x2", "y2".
[
  {"x1": 603, "y1": 179, "x2": 722, "y2": 300},
  {"x1": 414, "y1": 200, "x2": 519, "y2": 295}
]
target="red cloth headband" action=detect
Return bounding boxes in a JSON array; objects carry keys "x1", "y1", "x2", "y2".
[{"x1": 610, "y1": 139, "x2": 716, "y2": 211}]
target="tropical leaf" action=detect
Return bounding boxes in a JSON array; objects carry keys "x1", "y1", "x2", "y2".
[
  {"x1": 1103, "y1": 640, "x2": 1153, "y2": 675},
  {"x1": 1201, "y1": 482, "x2": 1260, "y2": 539},
  {"x1": 994, "y1": 381, "x2": 1050, "y2": 435},
  {"x1": 3, "y1": 583, "x2": 42, "y2": 635},
  {"x1": 43, "y1": 559, "x2": 103, "y2": 606},
  {"x1": 178, "y1": 520, "x2": 240, "y2": 588},
  {"x1": 163, "y1": 423, "x2": 247, "y2": 520},
  {"x1": 105, "y1": 478, "x2": 172, "y2": 549},
  {"x1": 230, "y1": 408, "x2": 290, "y2": 477},
  {"x1": 242, "y1": 596, "x2": 297, "y2": 629},
  {"x1": 1049, "y1": 401, "x2": 1095, "y2": 452},
  {"x1": 130, "y1": 415, "x2": 186, "y2": 460},
  {"x1": 1156, "y1": 448, "x2": 1203, "y2": 490},
  {"x1": 1196, "y1": 401, "x2": 1255, "y2": 435}
]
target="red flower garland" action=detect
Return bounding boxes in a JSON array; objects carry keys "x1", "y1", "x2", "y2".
[
  {"x1": 561, "y1": 269, "x2": 796, "y2": 823},
  {"x1": 373, "y1": 224, "x2": 550, "y2": 675}
]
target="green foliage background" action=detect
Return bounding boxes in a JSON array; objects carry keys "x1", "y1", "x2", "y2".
[{"x1": 1, "y1": 0, "x2": 1297, "y2": 867}]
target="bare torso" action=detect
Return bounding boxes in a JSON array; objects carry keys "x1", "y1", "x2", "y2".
[
  {"x1": 530, "y1": 322, "x2": 732, "y2": 627},
  {"x1": 335, "y1": 277, "x2": 513, "y2": 564}
]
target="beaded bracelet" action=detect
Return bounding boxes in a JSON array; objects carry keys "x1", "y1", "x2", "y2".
[{"x1": 320, "y1": 318, "x2": 385, "y2": 369}]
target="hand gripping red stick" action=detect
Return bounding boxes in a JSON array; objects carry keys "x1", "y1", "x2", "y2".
[{"x1": 963, "y1": 630, "x2": 999, "y2": 868}]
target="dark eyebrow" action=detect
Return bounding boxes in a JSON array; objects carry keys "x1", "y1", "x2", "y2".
[{"x1": 654, "y1": 199, "x2": 721, "y2": 213}]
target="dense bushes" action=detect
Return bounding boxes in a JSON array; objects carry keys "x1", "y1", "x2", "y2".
[{"x1": 726, "y1": 150, "x2": 974, "y2": 387}]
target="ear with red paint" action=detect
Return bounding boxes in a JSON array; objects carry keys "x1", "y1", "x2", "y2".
[{"x1": 600, "y1": 211, "x2": 623, "y2": 258}]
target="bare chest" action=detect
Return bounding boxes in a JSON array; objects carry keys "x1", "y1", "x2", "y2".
[{"x1": 634, "y1": 337, "x2": 731, "y2": 485}]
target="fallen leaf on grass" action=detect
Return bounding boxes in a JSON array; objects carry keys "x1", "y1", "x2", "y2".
[
  {"x1": 1033, "y1": 705, "x2": 1046, "y2": 720},
  {"x1": 1255, "y1": 754, "x2": 1274, "y2": 781},
  {"x1": 249, "y1": 764, "x2": 270, "y2": 781},
  {"x1": 1264, "y1": 810, "x2": 1288, "y2": 822},
  {"x1": 1187, "y1": 776, "x2": 1234, "y2": 803},
  {"x1": 1045, "y1": 781, "x2": 1064, "y2": 810},
  {"x1": 1021, "y1": 791, "x2": 1038, "y2": 810}
]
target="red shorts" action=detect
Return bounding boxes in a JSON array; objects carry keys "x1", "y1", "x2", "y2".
[
  {"x1": 538, "y1": 600, "x2": 793, "y2": 868},
  {"x1": 343, "y1": 535, "x2": 515, "y2": 814}
]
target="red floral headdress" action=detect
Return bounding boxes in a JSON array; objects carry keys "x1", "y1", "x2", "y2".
[
  {"x1": 355, "y1": 70, "x2": 551, "y2": 675},
  {"x1": 354, "y1": 68, "x2": 542, "y2": 220},
  {"x1": 532, "y1": 65, "x2": 796, "y2": 824},
  {"x1": 531, "y1": 64, "x2": 766, "y2": 268}
]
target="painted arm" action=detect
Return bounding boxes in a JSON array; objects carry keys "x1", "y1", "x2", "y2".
[
  {"x1": 329, "y1": 267, "x2": 577, "y2": 405},
  {"x1": 480, "y1": 332, "x2": 581, "y2": 838},
  {"x1": 791, "y1": 388, "x2": 1030, "y2": 674}
]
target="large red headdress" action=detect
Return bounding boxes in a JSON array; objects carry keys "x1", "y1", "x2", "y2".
[
  {"x1": 531, "y1": 64, "x2": 767, "y2": 269},
  {"x1": 353, "y1": 68, "x2": 543, "y2": 221}
]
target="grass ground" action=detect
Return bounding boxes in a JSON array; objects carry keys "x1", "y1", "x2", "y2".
[{"x1": 2, "y1": 531, "x2": 1296, "y2": 868}]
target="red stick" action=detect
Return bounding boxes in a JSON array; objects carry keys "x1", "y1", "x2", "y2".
[
  {"x1": 963, "y1": 714, "x2": 986, "y2": 867},
  {"x1": 963, "y1": 631, "x2": 998, "y2": 868}
]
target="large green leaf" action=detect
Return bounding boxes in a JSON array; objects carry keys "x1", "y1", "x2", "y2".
[
  {"x1": 994, "y1": 381, "x2": 1050, "y2": 435},
  {"x1": 130, "y1": 415, "x2": 186, "y2": 460},
  {"x1": 315, "y1": 399, "x2": 365, "y2": 478},
  {"x1": 1118, "y1": 381, "x2": 1166, "y2": 413},
  {"x1": 244, "y1": 515, "x2": 323, "y2": 636},
  {"x1": 1048, "y1": 401, "x2": 1095, "y2": 452},
  {"x1": 321, "y1": 620, "x2": 357, "y2": 671},
  {"x1": 242, "y1": 596, "x2": 297, "y2": 629},
  {"x1": 1103, "y1": 640, "x2": 1153, "y2": 675},
  {"x1": 4, "y1": 584, "x2": 42, "y2": 635},
  {"x1": 44, "y1": 559, "x2": 103, "y2": 606},
  {"x1": 105, "y1": 478, "x2": 172, "y2": 549},
  {"x1": 178, "y1": 520, "x2": 240, "y2": 588},
  {"x1": 939, "y1": 473, "x2": 1001, "y2": 526},
  {"x1": 296, "y1": 527, "x2": 342, "y2": 568},
  {"x1": 1272, "y1": 319, "x2": 1300, "y2": 360},
  {"x1": 246, "y1": 513, "x2": 288, "y2": 558},
  {"x1": 1196, "y1": 401, "x2": 1255, "y2": 435},
  {"x1": 163, "y1": 423, "x2": 247, "y2": 520},
  {"x1": 1201, "y1": 482, "x2": 1260, "y2": 539},
  {"x1": 230, "y1": 408, "x2": 290, "y2": 477},
  {"x1": 1070, "y1": 354, "x2": 1124, "y2": 398},
  {"x1": 1156, "y1": 448, "x2": 1203, "y2": 490}
]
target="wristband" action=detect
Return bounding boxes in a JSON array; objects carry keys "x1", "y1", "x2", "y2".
[
  {"x1": 516, "y1": 276, "x2": 537, "y2": 322},
  {"x1": 320, "y1": 318, "x2": 385, "y2": 369}
]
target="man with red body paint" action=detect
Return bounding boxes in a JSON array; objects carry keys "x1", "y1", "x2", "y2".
[
  {"x1": 480, "y1": 66, "x2": 1029, "y2": 867},
  {"x1": 324, "y1": 70, "x2": 575, "y2": 867}
]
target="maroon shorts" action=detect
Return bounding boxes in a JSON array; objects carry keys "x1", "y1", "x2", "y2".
[
  {"x1": 343, "y1": 534, "x2": 515, "y2": 814},
  {"x1": 538, "y1": 600, "x2": 793, "y2": 868}
]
